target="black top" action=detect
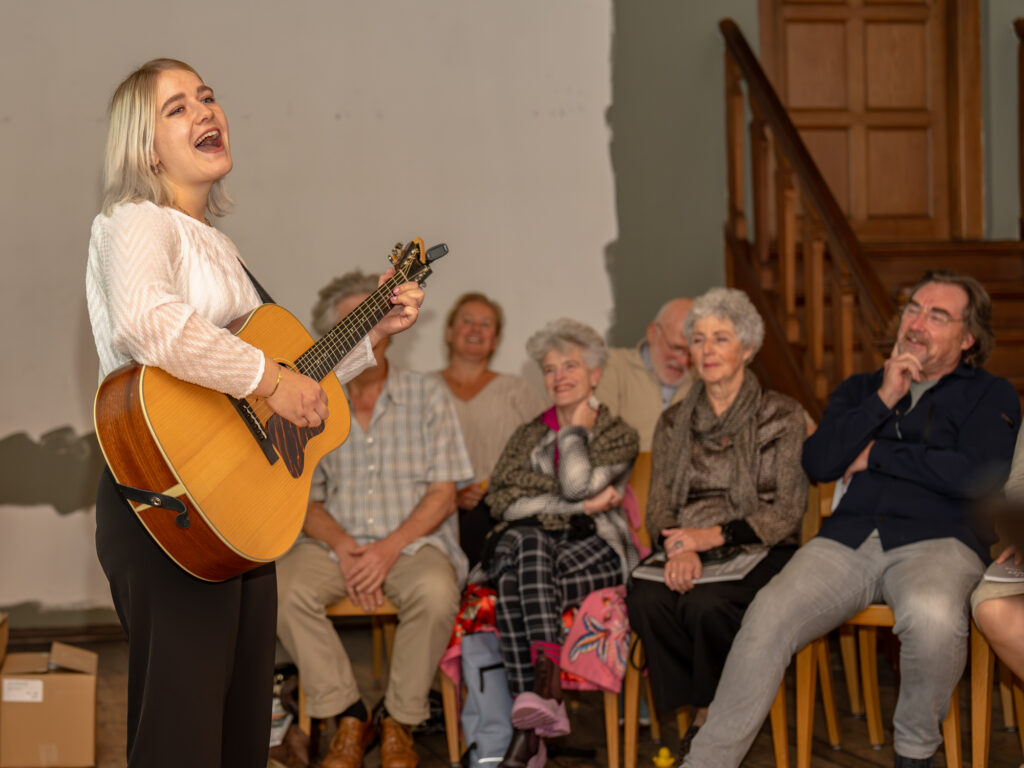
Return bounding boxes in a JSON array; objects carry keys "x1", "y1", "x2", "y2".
[{"x1": 803, "y1": 363, "x2": 1021, "y2": 562}]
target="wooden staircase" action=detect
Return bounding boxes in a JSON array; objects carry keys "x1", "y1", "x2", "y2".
[{"x1": 719, "y1": 19, "x2": 1024, "y2": 417}]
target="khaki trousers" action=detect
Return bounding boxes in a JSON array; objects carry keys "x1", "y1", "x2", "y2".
[{"x1": 276, "y1": 540, "x2": 460, "y2": 724}]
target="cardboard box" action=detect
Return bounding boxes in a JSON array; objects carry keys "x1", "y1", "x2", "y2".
[{"x1": 0, "y1": 641, "x2": 97, "y2": 768}]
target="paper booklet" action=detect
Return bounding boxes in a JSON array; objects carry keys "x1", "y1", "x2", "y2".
[
  {"x1": 631, "y1": 548, "x2": 769, "y2": 585},
  {"x1": 982, "y1": 559, "x2": 1024, "y2": 583}
]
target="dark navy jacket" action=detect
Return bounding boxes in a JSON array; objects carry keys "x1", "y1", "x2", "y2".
[{"x1": 802, "y1": 364, "x2": 1021, "y2": 562}]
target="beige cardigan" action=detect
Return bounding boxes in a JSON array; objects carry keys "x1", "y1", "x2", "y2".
[{"x1": 595, "y1": 342, "x2": 695, "y2": 452}]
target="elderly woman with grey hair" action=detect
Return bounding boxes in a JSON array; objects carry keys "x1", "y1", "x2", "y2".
[
  {"x1": 483, "y1": 317, "x2": 639, "y2": 768},
  {"x1": 625, "y1": 287, "x2": 808, "y2": 755}
]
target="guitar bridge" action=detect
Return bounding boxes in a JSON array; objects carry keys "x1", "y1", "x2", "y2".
[{"x1": 227, "y1": 395, "x2": 280, "y2": 466}]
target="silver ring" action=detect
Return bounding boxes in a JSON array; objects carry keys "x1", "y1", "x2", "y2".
[{"x1": 672, "y1": 541, "x2": 683, "y2": 550}]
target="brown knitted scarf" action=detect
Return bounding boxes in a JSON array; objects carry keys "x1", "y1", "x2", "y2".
[{"x1": 665, "y1": 370, "x2": 763, "y2": 522}]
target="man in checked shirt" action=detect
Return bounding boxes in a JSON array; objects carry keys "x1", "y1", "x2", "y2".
[{"x1": 277, "y1": 271, "x2": 473, "y2": 768}]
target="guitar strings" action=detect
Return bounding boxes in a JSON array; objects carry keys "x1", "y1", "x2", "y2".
[{"x1": 296, "y1": 269, "x2": 410, "y2": 382}]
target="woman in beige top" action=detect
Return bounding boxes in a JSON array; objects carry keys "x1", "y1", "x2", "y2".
[{"x1": 438, "y1": 292, "x2": 546, "y2": 564}]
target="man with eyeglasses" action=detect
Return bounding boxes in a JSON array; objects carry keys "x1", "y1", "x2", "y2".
[
  {"x1": 596, "y1": 297, "x2": 694, "y2": 451},
  {"x1": 683, "y1": 271, "x2": 1020, "y2": 768}
]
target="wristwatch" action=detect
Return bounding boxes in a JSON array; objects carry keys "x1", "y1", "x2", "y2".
[{"x1": 720, "y1": 521, "x2": 736, "y2": 546}]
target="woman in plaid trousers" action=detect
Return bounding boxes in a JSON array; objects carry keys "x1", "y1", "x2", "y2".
[{"x1": 483, "y1": 318, "x2": 639, "y2": 768}]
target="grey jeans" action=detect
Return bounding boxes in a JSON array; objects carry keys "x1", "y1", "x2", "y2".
[{"x1": 683, "y1": 535, "x2": 984, "y2": 766}]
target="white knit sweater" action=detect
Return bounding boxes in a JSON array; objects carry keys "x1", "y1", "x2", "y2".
[{"x1": 86, "y1": 201, "x2": 372, "y2": 398}]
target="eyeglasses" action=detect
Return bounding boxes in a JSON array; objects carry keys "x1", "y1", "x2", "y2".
[
  {"x1": 901, "y1": 303, "x2": 964, "y2": 328},
  {"x1": 654, "y1": 323, "x2": 689, "y2": 356}
]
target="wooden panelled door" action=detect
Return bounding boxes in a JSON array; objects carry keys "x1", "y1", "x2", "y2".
[{"x1": 759, "y1": 0, "x2": 983, "y2": 241}]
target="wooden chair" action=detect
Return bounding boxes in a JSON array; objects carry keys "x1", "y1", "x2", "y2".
[
  {"x1": 796, "y1": 605, "x2": 963, "y2": 768},
  {"x1": 971, "y1": 614, "x2": 1024, "y2": 767},
  {"x1": 794, "y1": 481, "x2": 961, "y2": 768},
  {"x1": 296, "y1": 597, "x2": 462, "y2": 767},
  {"x1": 621, "y1": 478, "x2": 839, "y2": 768}
]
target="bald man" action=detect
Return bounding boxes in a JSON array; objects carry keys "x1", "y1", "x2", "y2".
[{"x1": 596, "y1": 298, "x2": 694, "y2": 451}]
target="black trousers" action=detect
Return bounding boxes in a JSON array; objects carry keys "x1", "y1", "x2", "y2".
[
  {"x1": 625, "y1": 546, "x2": 795, "y2": 713},
  {"x1": 95, "y1": 469, "x2": 277, "y2": 768}
]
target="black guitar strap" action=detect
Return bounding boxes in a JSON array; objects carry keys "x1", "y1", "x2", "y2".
[{"x1": 237, "y1": 259, "x2": 276, "y2": 305}]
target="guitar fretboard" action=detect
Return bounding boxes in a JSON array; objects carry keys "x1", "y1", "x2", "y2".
[{"x1": 295, "y1": 274, "x2": 404, "y2": 382}]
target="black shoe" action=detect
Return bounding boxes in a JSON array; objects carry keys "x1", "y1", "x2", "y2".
[
  {"x1": 893, "y1": 754, "x2": 934, "y2": 768},
  {"x1": 497, "y1": 728, "x2": 544, "y2": 768},
  {"x1": 679, "y1": 724, "x2": 700, "y2": 758}
]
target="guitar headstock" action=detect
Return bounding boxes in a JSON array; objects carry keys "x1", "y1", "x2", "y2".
[{"x1": 388, "y1": 238, "x2": 447, "y2": 286}]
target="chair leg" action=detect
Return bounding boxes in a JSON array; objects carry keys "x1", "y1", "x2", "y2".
[
  {"x1": 816, "y1": 637, "x2": 840, "y2": 748},
  {"x1": 795, "y1": 642, "x2": 817, "y2": 768},
  {"x1": 623, "y1": 642, "x2": 643, "y2": 768},
  {"x1": 440, "y1": 673, "x2": 461, "y2": 768},
  {"x1": 971, "y1": 622, "x2": 993, "y2": 768},
  {"x1": 941, "y1": 684, "x2": 962, "y2": 768},
  {"x1": 676, "y1": 708, "x2": 692, "y2": 739},
  {"x1": 1013, "y1": 677, "x2": 1024, "y2": 757},
  {"x1": 998, "y1": 659, "x2": 1016, "y2": 730},
  {"x1": 372, "y1": 617, "x2": 384, "y2": 679},
  {"x1": 644, "y1": 677, "x2": 662, "y2": 744},
  {"x1": 839, "y1": 624, "x2": 863, "y2": 716},
  {"x1": 383, "y1": 618, "x2": 397, "y2": 670},
  {"x1": 297, "y1": 678, "x2": 311, "y2": 735},
  {"x1": 857, "y1": 626, "x2": 884, "y2": 748},
  {"x1": 769, "y1": 681, "x2": 789, "y2": 768},
  {"x1": 604, "y1": 690, "x2": 620, "y2": 768}
]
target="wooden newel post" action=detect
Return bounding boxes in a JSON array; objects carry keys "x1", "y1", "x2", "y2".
[
  {"x1": 725, "y1": 50, "x2": 748, "y2": 241},
  {"x1": 832, "y1": 257, "x2": 856, "y2": 384},
  {"x1": 801, "y1": 201, "x2": 828, "y2": 402},
  {"x1": 775, "y1": 153, "x2": 799, "y2": 343},
  {"x1": 750, "y1": 112, "x2": 772, "y2": 291}
]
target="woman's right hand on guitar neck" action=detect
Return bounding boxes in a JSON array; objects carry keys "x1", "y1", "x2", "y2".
[{"x1": 258, "y1": 356, "x2": 329, "y2": 427}]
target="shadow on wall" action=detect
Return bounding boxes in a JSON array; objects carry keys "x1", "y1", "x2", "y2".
[
  {"x1": 605, "y1": 2, "x2": 700, "y2": 346},
  {"x1": 0, "y1": 428, "x2": 105, "y2": 515}
]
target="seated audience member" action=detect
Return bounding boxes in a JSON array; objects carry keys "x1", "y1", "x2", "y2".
[
  {"x1": 683, "y1": 270, "x2": 1020, "y2": 768},
  {"x1": 626, "y1": 288, "x2": 808, "y2": 755},
  {"x1": 972, "y1": 426, "x2": 1024, "y2": 679},
  {"x1": 596, "y1": 297, "x2": 694, "y2": 451},
  {"x1": 436, "y1": 292, "x2": 546, "y2": 565},
  {"x1": 276, "y1": 271, "x2": 473, "y2": 768},
  {"x1": 483, "y1": 318, "x2": 639, "y2": 768}
]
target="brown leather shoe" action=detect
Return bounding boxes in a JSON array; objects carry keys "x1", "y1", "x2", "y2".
[
  {"x1": 380, "y1": 716, "x2": 419, "y2": 768},
  {"x1": 321, "y1": 714, "x2": 375, "y2": 768}
]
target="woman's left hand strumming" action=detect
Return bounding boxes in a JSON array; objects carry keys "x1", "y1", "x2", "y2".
[
  {"x1": 368, "y1": 268, "x2": 424, "y2": 344},
  {"x1": 662, "y1": 526, "x2": 726, "y2": 554},
  {"x1": 664, "y1": 550, "x2": 702, "y2": 593}
]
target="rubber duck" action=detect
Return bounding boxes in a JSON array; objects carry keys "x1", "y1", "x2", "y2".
[{"x1": 652, "y1": 746, "x2": 675, "y2": 768}]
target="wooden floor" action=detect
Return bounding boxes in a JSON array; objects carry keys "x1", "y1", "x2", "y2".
[{"x1": 66, "y1": 626, "x2": 1024, "y2": 767}]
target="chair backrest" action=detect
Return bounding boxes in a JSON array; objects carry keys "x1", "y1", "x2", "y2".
[
  {"x1": 800, "y1": 481, "x2": 836, "y2": 544},
  {"x1": 627, "y1": 452, "x2": 653, "y2": 550}
]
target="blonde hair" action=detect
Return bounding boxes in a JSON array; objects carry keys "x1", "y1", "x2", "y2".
[{"x1": 101, "y1": 58, "x2": 232, "y2": 217}]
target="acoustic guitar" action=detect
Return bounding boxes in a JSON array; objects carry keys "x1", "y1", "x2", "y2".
[{"x1": 93, "y1": 239, "x2": 446, "y2": 581}]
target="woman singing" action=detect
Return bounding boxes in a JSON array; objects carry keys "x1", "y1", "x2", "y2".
[{"x1": 86, "y1": 58, "x2": 423, "y2": 768}]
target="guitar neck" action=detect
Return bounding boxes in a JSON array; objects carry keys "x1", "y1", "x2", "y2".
[{"x1": 295, "y1": 274, "x2": 404, "y2": 382}]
